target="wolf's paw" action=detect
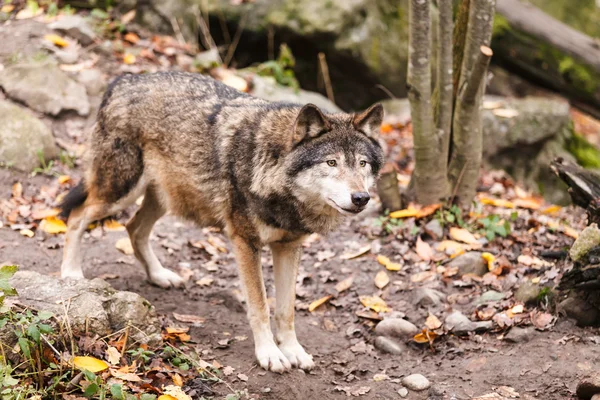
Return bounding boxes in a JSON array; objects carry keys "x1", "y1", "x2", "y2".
[
  {"x1": 256, "y1": 342, "x2": 292, "y2": 373},
  {"x1": 149, "y1": 268, "x2": 185, "y2": 289},
  {"x1": 279, "y1": 342, "x2": 315, "y2": 370},
  {"x1": 61, "y1": 269, "x2": 85, "y2": 280}
]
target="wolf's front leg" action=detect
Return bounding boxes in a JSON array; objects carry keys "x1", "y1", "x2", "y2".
[
  {"x1": 230, "y1": 234, "x2": 291, "y2": 373},
  {"x1": 270, "y1": 241, "x2": 315, "y2": 370}
]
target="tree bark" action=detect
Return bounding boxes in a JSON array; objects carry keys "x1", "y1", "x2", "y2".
[
  {"x1": 376, "y1": 163, "x2": 403, "y2": 212},
  {"x1": 436, "y1": 0, "x2": 454, "y2": 163},
  {"x1": 448, "y1": 0, "x2": 496, "y2": 204},
  {"x1": 494, "y1": 0, "x2": 600, "y2": 119},
  {"x1": 452, "y1": 0, "x2": 470, "y2": 100},
  {"x1": 408, "y1": 0, "x2": 448, "y2": 205}
]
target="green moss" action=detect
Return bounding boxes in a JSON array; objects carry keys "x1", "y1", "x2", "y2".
[
  {"x1": 369, "y1": 37, "x2": 381, "y2": 72},
  {"x1": 492, "y1": 14, "x2": 511, "y2": 37},
  {"x1": 558, "y1": 56, "x2": 597, "y2": 95},
  {"x1": 567, "y1": 132, "x2": 600, "y2": 169}
]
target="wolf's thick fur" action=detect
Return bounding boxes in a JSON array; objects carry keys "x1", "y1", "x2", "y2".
[{"x1": 60, "y1": 72, "x2": 384, "y2": 372}]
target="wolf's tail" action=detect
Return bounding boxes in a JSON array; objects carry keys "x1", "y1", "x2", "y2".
[{"x1": 59, "y1": 180, "x2": 88, "y2": 219}]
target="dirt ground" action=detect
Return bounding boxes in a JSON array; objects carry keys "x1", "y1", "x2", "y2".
[{"x1": 1, "y1": 169, "x2": 599, "y2": 400}]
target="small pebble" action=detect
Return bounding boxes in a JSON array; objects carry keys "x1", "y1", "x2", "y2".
[
  {"x1": 374, "y1": 318, "x2": 418, "y2": 339},
  {"x1": 401, "y1": 374, "x2": 431, "y2": 391},
  {"x1": 504, "y1": 327, "x2": 533, "y2": 343},
  {"x1": 374, "y1": 336, "x2": 404, "y2": 355},
  {"x1": 397, "y1": 387, "x2": 408, "y2": 397}
]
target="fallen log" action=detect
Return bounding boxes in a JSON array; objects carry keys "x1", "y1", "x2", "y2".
[{"x1": 494, "y1": 0, "x2": 600, "y2": 119}]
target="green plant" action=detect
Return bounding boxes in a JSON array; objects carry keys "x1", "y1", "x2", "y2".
[
  {"x1": 59, "y1": 151, "x2": 76, "y2": 169},
  {"x1": 372, "y1": 214, "x2": 403, "y2": 234},
  {"x1": 254, "y1": 44, "x2": 300, "y2": 91},
  {"x1": 435, "y1": 204, "x2": 465, "y2": 227},
  {"x1": 127, "y1": 347, "x2": 155, "y2": 364},
  {"x1": 0, "y1": 265, "x2": 18, "y2": 308},
  {"x1": 479, "y1": 214, "x2": 511, "y2": 241},
  {"x1": 31, "y1": 150, "x2": 57, "y2": 177}
]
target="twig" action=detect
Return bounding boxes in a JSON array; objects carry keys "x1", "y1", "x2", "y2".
[
  {"x1": 40, "y1": 334, "x2": 62, "y2": 360},
  {"x1": 224, "y1": 13, "x2": 248, "y2": 68},
  {"x1": 318, "y1": 52, "x2": 335, "y2": 103},
  {"x1": 170, "y1": 17, "x2": 186, "y2": 46},
  {"x1": 375, "y1": 84, "x2": 397, "y2": 99},
  {"x1": 196, "y1": 11, "x2": 221, "y2": 63},
  {"x1": 460, "y1": 46, "x2": 492, "y2": 104},
  {"x1": 120, "y1": 326, "x2": 129, "y2": 357}
]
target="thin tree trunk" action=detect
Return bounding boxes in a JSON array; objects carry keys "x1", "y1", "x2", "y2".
[
  {"x1": 408, "y1": 0, "x2": 448, "y2": 205},
  {"x1": 377, "y1": 163, "x2": 403, "y2": 212},
  {"x1": 452, "y1": 0, "x2": 470, "y2": 100},
  {"x1": 436, "y1": 0, "x2": 454, "y2": 162}
]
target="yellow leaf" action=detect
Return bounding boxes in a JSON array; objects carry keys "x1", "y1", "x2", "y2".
[
  {"x1": 103, "y1": 219, "x2": 126, "y2": 231},
  {"x1": 514, "y1": 197, "x2": 543, "y2": 210},
  {"x1": 376, "y1": 255, "x2": 401, "y2": 271},
  {"x1": 115, "y1": 237, "x2": 134, "y2": 255},
  {"x1": 162, "y1": 385, "x2": 192, "y2": 400},
  {"x1": 449, "y1": 227, "x2": 479, "y2": 245},
  {"x1": 359, "y1": 295, "x2": 391, "y2": 313},
  {"x1": 510, "y1": 304, "x2": 524, "y2": 314},
  {"x1": 124, "y1": 32, "x2": 140, "y2": 44},
  {"x1": 31, "y1": 208, "x2": 60, "y2": 220},
  {"x1": 308, "y1": 295, "x2": 332, "y2": 312},
  {"x1": 1, "y1": 5, "x2": 15, "y2": 13},
  {"x1": 158, "y1": 396, "x2": 178, "y2": 400},
  {"x1": 436, "y1": 240, "x2": 465, "y2": 256},
  {"x1": 413, "y1": 329, "x2": 438, "y2": 344},
  {"x1": 39, "y1": 216, "x2": 67, "y2": 234},
  {"x1": 415, "y1": 203, "x2": 442, "y2": 218},
  {"x1": 542, "y1": 205, "x2": 561, "y2": 214},
  {"x1": 563, "y1": 226, "x2": 579, "y2": 239},
  {"x1": 340, "y1": 245, "x2": 371, "y2": 260},
  {"x1": 480, "y1": 197, "x2": 515, "y2": 208},
  {"x1": 172, "y1": 373, "x2": 183, "y2": 387},
  {"x1": 44, "y1": 34, "x2": 69, "y2": 48},
  {"x1": 73, "y1": 356, "x2": 109, "y2": 372},
  {"x1": 58, "y1": 175, "x2": 71, "y2": 184},
  {"x1": 481, "y1": 252, "x2": 495, "y2": 271},
  {"x1": 123, "y1": 53, "x2": 136, "y2": 64},
  {"x1": 531, "y1": 277, "x2": 541, "y2": 284},
  {"x1": 425, "y1": 314, "x2": 442, "y2": 330},
  {"x1": 374, "y1": 271, "x2": 389, "y2": 289},
  {"x1": 19, "y1": 229, "x2": 35, "y2": 238},
  {"x1": 335, "y1": 276, "x2": 353, "y2": 293},
  {"x1": 389, "y1": 207, "x2": 419, "y2": 219}
]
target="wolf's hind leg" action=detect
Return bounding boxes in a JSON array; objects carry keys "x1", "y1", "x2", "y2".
[
  {"x1": 271, "y1": 241, "x2": 315, "y2": 370},
  {"x1": 126, "y1": 187, "x2": 184, "y2": 289}
]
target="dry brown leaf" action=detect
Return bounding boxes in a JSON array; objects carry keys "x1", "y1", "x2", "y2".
[
  {"x1": 340, "y1": 245, "x2": 371, "y2": 260},
  {"x1": 106, "y1": 346, "x2": 121, "y2": 365},
  {"x1": 308, "y1": 295, "x2": 332, "y2": 312},
  {"x1": 359, "y1": 295, "x2": 390, "y2": 313},
  {"x1": 415, "y1": 236, "x2": 433, "y2": 261},
  {"x1": 531, "y1": 311, "x2": 555, "y2": 330},
  {"x1": 335, "y1": 276, "x2": 353, "y2": 293},
  {"x1": 413, "y1": 328, "x2": 438, "y2": 344},
  {"x1": 12, "y1": 182, "x2": 22, "y2": 198},
  {"x1": 389, "y1": 207, "x2": 419, "y2": 219},
  {"x1": 173, "y1": 313, "x2": 205, "y2": 324},
  {"x1": 161, "y1": 385, "x2": 192, "y2": 400},
  {"x1": 514, "y1": 197, "x2": 543, "y2": 210},
  {"x1": 425, "y1": 314, "x2": 442, "y2": 330},
  {"x1": 376, "y1": 255, "x2": 401, "y2": 271},
  {"x1": 121, "y1": 9, "x2": 136, "y2": 24},
  {"x1": 31, "y1": 208, "x2": 60, "y2": 220},
  {"x1": 110, "y1": 369, "x2": 141, "y2": 382},
  {"x1": 374, "y1": 271, "x2": 389, "y2": 289},
  {"x1": 115, "y1": 237, "x2": 134, "y2": 255},
  {"x1": 39, "y1": 216, "x2": 67, "y2": 234},
  {"x1": 196, "y1": 277, "x2": 214, "y2": 287},
  {"x1": 449, "y1": 227, "x2": 479, "y2": 245},
  {"x1": 103, "y1": 219, "x2": 126, "y2": 231},
  {"x1": 410, "y1": 271, "x2": 436, "y2": 283},
  {"x1": 172, "y1": 373, "x2": 183, "y2": 387},
  {"x1": 436, "y1": 240, "x2": 466, "y2": 256},
  {"x1": 480, "y1": 196, "x2": 515, "y2": 208},
  {"x1": 124, "y1": 32, "x2": 140, "y2": 44}
]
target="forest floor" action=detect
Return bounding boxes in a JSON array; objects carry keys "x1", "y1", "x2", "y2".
[{"x1": 2, "y1": 3, "x2": 600, "y2": 400}]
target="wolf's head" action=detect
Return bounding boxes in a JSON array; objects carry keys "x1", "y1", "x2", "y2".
[{"x1": 286, "y1": 103, "x2": 385, "y2": 216}]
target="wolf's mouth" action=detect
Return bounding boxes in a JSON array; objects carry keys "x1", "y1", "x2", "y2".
[{"x1": 328, "y1": 198, "x2": 365, "y2": 215}]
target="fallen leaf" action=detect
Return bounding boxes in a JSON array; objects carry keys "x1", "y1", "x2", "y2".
[
  {"x1": 173, "y1": 313, "x2": 205, "y2": 325},
  {"x1": 31, "y1": 208, "x2": 60, "y2": 220},
  {"x1": 110, "y1": 369, "x2": 141, "y2": 382},
  {"x1": 121, "y1": 9, "x2": 136, "y2": 24},
  {"x1": 124, "y1": 32, "x2": 140, "y2": 44},
  {"x1": 531, "y1": 311, "x2": 555, "y2": 330},
  {"x1": 376, "y1": 255, "x2": 401, "y2": 271},
  {"x1": 223, "y1": 366, "x2": 235, "y2": 376},
  {"x1": 479, "y1": 197, "x2": 515, "y2": 208},
  {"x1": 340, "y1": 245, "x2": 371, "y2": 260},
  {"x1": 44, "y1": 34, "x2": 69, "y2": 48},
  {"x1": 172, "y1": 373, "x2": 183, "y2": 387},
  {"x1": 237, "y1": 373, "x2": 248, "y2": 382},
  {"x1": 410, "y1": 271, "x2": 436, "y2": 283},
  {"x1": 12, "y1": 182, "x2": 22, "y2": 198},
  {"x1": 196, "y1": 277, "x2": 214, "y2": 286},
  {"x1": 123, "y1": 53, "x2": 136, "y2": 64},
  {"x1": 103, "y1": 219, "x2": 126, "y2": 231},
  {"x1": 517, "y1": 254, "x2": 551, "y2": 268},
  {"x1": 510, "y1": 304, "x2": 524, "y2": 315},
  {"x1": 563, "y1": 226, "x2": 579, "y2": 239},
  {"x1": 514, "y1": 197, "x2": 543, "y2": 210},
  {"x1": 161, "y1": 385, "x2": 192, "y2": 400},
  {"x1": 19, "y1": 229, "x2": 34, "y2": 238},
  {"x1": 389, "y1": 207, "x2": 419, "y2": 219},
  {"x1": 492, "y1": 108, "x2": 519, "y2": 118},
  {"x1": 416, "y1": 203, "x2": 442, "y2": 218},
  {"x1": 542, "y1": 205, "x2": 561, "y2": 214},
  {"x1": 158, "y1": 396, "x2": 178, "y2": 400},
  {"x1": 481, "y1": 252, "x2": 495, "y2": 271},
  {"x1": 425, "y1": 314, "x2": 442, "y2": 330},
  {"x1": 73, "y1": 356, "x2": 109, "y2": 372},
  {"x1": 436, "y1": 240, "x2": 466, "y2": 256},
  {"x1": 335, "y1": 276, "x2": 353, "y2": 293},
  {"x1": 115, "y1": 237, "x2": 134, "y2": 255},
  {"x1": 495, "y1": 386, "x2": 520, "y2": 398},
  {"x1": 415, "y1": 236, "x2": 433, "y2": 261},
  {"x1": 39, "y1": 216, "x2": 67, "y2": 234},
  {"x1": 1, "y1": 4, "x2": 15, "y2": 13},
  {"x1": 359, "y1": 295, "x2": 390, "y2": 313},
  {"x1": 58, "y1": 175, "x2": 71, "y2": 184},
  {"x1": 309, "y1": 295, "x2": 332, "y2": 312},
  {"x1": 374, "y1": 271, "x2": 389, "y2": 289},
  {"x1": 372, "y1": 373, "x2": 389, "y2": 382},
  {"x1": 449, "y1": 227, "x2": 479, "y2": 245},
  {"x1": 106, "y1": 346, "x2": 121, "y2": 365},
  {"x1": 413, "y1": 329, "x2": 438, "y2": 344}
]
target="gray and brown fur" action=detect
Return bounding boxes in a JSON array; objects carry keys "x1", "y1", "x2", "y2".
[{"x1": 60, "y1": 71, "x2": 384, "y2": 372}]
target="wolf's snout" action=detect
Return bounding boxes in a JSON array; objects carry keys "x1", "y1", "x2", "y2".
[{"x1": 351, "y1": 192, "x2": 370, "y2": 207}]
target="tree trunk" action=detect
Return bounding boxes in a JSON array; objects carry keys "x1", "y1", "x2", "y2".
[
  {"x1": 436, "y1": 0, "x2": 454, "y2": 163},
  {"x1": 448, "y1": 0, "x2": 496, "y2": 204},
  {"x1": 408, "y1": 0, "x2": 449, "y2": 205},
  {"x1": 494, "y1": 0, "x2": 600, "y2": 119}
]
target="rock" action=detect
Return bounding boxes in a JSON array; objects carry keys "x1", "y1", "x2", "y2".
[
  {"x1": 577, "y1": 373, "x2": 600, "y2": 400},
  {"x1": 374, "y1": 336, "x2": 404, "y2": 355},
  {"x1": 374, "y1": 318, "x2": 418, "y2": 339},
  {"x1": 477, "y1": 290, "x2": 505, "y2": 304},
  {"x1": 194, "y1": 48, "x2": 222, "y2": 71},
  {"x1": 397, "y1": 387, "x2": 408, "y2": 398},
  {"x1": 504, "y1": 327, "x2": 533, "y2": 343},
  {"x1": 0, "y1": 100, "x2": 58, "y2": 171},
  {"x1": 0, "y1": 62, "x2": 90, "y2": 116},
  {"x1": 514, "y1": 281, "x2": 541, "y2": 305},
  {"x1": 424, "y1": 219, "x2": 443, "y2": 240},
  {"x1": 52, "y1": 47, "x2": 79, "y2": 64},
  {"x1": 559, "y1": 295, "x2": 600, "y2": 327},
  {"x1": 8, "y1": 270, "x2": 161, "y2": 345},
  {"x1": 49, "y1": 15, "x2": 96, "y2": 45},
  {"x1": 445, "y1": 311, "x2": 492, "y2": 335},
  {"x1": 77, "y1": 68, "x2": 107, "y2": 96},
  {"x1": 449, "y1": 252, "x2": 488, "y2": 277},
  {"x1": 414, "y1": 288, "x2": 446, "y2": 307},
  {"x1": 570, "y1": 223, "x2": 600, "y2": 262},
  {"x1": 249, "y1": 75, "x2": 341, "y2": 113},
  {"x1": 401, "y1": 374, "x2": 431, "y2": 392}
]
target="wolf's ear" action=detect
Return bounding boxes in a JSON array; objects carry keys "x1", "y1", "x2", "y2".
[
  {"x1": 353, "y1": 103, "x2": 384, "y2": 139},
  {"x1": 292, "y1": 104, "x2": 331, "y2": 146}
]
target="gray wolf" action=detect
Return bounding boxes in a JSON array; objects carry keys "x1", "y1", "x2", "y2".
[{"x1": 59, "y1": 71, "x2": 384, "y2": 372}]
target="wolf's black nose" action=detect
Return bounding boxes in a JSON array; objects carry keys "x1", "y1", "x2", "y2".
[{"x1": 351, "y1": 192, "x2": 370, "y2": 207}]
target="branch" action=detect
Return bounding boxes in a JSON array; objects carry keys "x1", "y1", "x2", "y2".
[
  {"x1": 460, "y1": 46, "x2": 492, "y2": 105},
  {"x1": 436, "y1": 0, "x2": 454, "y2": 159},
  {"x1": 408, "y1": 0, "x2": 448, "y2": 204},
  {"x1": 452, "y1": 0, "x2": 470, "y2": 99}
]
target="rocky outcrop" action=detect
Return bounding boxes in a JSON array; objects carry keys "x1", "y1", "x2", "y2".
[{"x1": 0, "y1": 100, "x2": 58, "y2": 171}]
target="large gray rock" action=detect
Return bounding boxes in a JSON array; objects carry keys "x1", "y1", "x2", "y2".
[
  {"x1": 0, "y1": 62, "x2": 90, "y2": 116},
  {"x1": 8, "y1": 271, "x2": 161, "y2": 345},
  {"x1": 49, "y1": 15, "x2": 96, "y2": 45},
  {"x1": 570, "y1": 223, "x2": 600, "y2": 262},
  {"x1": 0, "y1": 100, "x2": 58, "y2": 171}
]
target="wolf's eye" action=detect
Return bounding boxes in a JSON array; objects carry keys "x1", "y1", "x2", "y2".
[
  {"x1": 359, "y1": 160, "x2": 367, "y2": 167},
  {"x1": 327, "y1": 160, "x2": 337, "y2": 167}
]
